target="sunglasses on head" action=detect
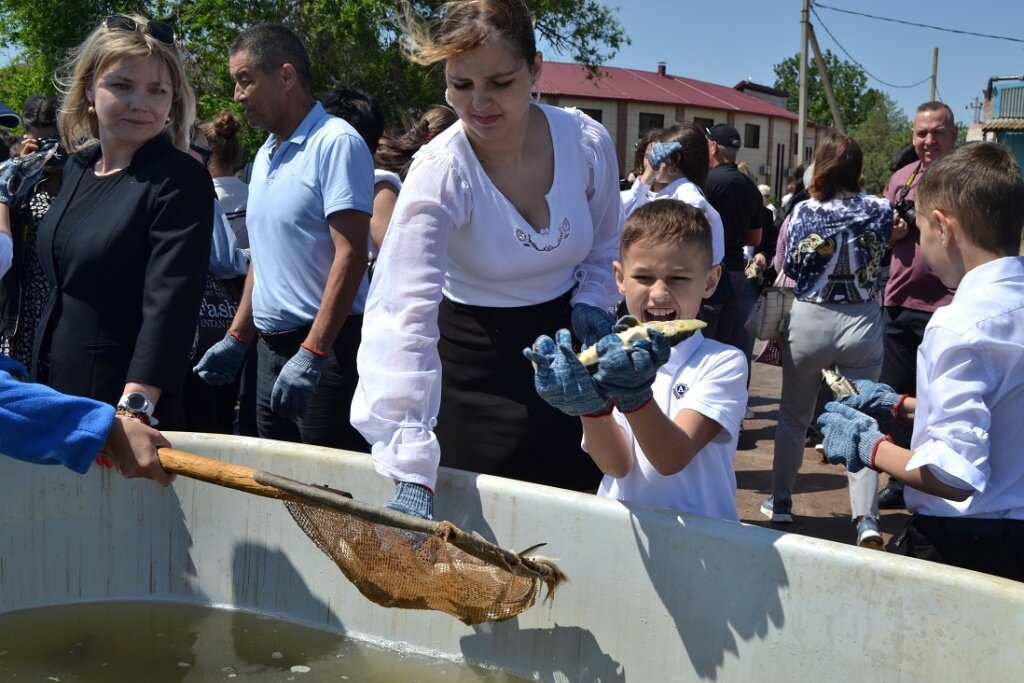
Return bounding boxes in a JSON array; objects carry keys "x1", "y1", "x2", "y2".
[{"x1": 103, "y1": 15, "x2": 176, "y2": 45}]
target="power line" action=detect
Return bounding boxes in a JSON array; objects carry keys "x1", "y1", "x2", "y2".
[
  {"x1": 814, "y1": 2, "x2": 1024, "y2": 44},
  {"x1": 810, "y1": 5, "x2": 932, "y2": 89}
]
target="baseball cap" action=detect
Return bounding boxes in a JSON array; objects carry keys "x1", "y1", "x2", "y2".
[
  {"x1": 707, "y1": 123, "x2": 741, "y2": 148},
  {"x1": 0, "y1": 102, "x2": 20, "y2": 128}
]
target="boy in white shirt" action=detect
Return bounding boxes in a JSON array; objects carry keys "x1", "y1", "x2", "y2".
[
  {"x1": 818, "y1": 142, "x2": 1024, "y2": 580},
  {"x1": 525, "y1": 200, "x2": 748, "y2": 520}
]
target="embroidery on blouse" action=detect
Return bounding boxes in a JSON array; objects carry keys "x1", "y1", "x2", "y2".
[{"x1": 516, "y1": 217, "x2": 571, "y2": 252}]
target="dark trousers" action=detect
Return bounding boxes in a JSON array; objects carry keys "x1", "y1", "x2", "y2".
[
  {"x1": 704, "y1": 269, "x2": 747, "y2": 345},
  {"x1": 890, "y1": 515, "x2": 1024, "y2": 582},
  {"x1": 255, "y1": 315, "x2": 369, "y2": 452},
  {"x1": 880, "y1": 306, "x2": 933, "y2": 395}
]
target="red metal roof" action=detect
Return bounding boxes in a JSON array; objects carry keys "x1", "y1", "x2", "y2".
[{"x1": 539, "y1": 62, "x2": 799, "y2": 121}]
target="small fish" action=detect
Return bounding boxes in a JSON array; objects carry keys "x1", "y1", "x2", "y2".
[
  {"x1": 577, "y1": 319, "x2": 706, "y2": 367},
  {"x1": 822, "y1": 368, "x2": 858, "y2": 399}
]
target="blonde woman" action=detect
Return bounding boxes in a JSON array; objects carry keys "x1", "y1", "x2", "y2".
[
  {"x1": 352, "y1": 0, "x2": 623, "y2": 517},
  {"x1": 33, "y1": 14, "x2": 212, "y2": 429}
]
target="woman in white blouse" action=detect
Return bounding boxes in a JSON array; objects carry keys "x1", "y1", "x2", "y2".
[{"x1": 352, "y1": 0, "x2": 623, "y2": 518}]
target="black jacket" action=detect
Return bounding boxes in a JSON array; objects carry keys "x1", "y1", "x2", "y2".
[{"x1": 32, "y1": 134, "x2": 213, "y2": 422}]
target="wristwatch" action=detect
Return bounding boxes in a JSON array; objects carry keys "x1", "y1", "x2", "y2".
[{"x1": 116, "y1": 392, "x2": 159, "y2": 427}]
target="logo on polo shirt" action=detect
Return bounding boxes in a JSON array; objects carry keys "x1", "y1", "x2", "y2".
[{"x1": 672, "y1": 383, "x2": 689, "y2": 399}]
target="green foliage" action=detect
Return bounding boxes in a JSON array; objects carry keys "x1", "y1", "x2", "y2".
[
  {"x1": 849, "y1": 93, "x2": 911, "y2": 195},
  {"x1": 772, "y1": 49, "x2": 883, "y2": 131},
  {"x1": 1, "y1": 0, "x2": 626, "y2": 159},
  {"x1": 0, "y1": 55, "x2": 53, "y2": 135}
]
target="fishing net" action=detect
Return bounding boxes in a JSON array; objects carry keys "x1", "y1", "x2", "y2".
[{"x1": 284, "y1": 500, "x2": 555, "y2": 625}]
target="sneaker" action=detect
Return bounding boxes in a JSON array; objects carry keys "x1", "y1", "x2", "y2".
[
  {"x1": 856, "y1": 516, "x2": 884, "y2": 550},
  {"x1": 760, "y1": 496, "x2": 793, "y2": 524},
  {"x1": 877, "y1": 479, "x2": 906, "y2": 509}
]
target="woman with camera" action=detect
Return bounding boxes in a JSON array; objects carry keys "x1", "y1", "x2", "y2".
[
  {"x1": 31, "y1": 14, "x2": 212, "y2": 429},
  {"x1": 761, "y1": 133, "x2": 893, "y2": 548},
  {"x1": 0, "y1": 96, "x2": 66, "y2": 367}
]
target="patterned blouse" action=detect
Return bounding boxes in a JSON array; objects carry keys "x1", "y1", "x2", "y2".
[
  {"x1": 1, "y1": 187, "x2": 53, "y2": 365},
  {"x1": 783, "y1": 193, "x2": 892, "y2": 303}
]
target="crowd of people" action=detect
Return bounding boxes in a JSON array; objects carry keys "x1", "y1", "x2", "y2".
[{"x1": 1, "y1": 0, "x2": 1023, "y2": 582}]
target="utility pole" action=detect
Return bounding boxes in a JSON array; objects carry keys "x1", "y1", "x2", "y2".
[
  {"x1": 931, "y1": 47, "x2": 939, "y2": 101},
  {"x1": 966, "y1": 96, "x2": 983, "y2": 124},
  {"x1": 807, "y1": 23, "x2": 845, "y2": 135},
  {"x1": 797, "y1": 0, "x2": 809, "y2": 168}
]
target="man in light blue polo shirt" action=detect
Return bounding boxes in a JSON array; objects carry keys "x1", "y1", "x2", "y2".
[{"x1": 194, "y1": 23, "x2": 374, "y2": 450}]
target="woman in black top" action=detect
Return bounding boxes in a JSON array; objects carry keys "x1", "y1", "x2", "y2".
[{"x1": 33, "y1": 14, "x2": 212, "y2": 429}]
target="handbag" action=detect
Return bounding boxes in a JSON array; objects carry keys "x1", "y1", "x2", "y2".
[
  {"x1": 744, "y1": 272, "x2": 795, "y2": 341},
  {"x1": 753, "y1": 338, "x2": 783, "y2": 366}
]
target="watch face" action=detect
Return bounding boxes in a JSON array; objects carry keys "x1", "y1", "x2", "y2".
[{"x1": 125, "y1": 393, "x2": 148, "y2": 411}]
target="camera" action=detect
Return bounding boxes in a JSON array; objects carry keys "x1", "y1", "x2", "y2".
[{"x1": 893, "y1": 197, "x2": 916, "y2": 230}]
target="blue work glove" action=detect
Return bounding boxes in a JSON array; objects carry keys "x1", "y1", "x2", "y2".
[
  {"x1": 193, "y1": 332, "x2": 248, "y2": 385},
  {"x1": 571, "y1": 303, "x2": 614, "y2": 349},
  {"x1": 817, "y1": 402, "x2": 890, "y2": 473},
  {"x1": 523, "y1": 328, "x2": 612, "y2": 417},
  {"x1": 270, "y1": 346, "x2": 326, "y2": 420},
  {"x1": 835, "y1": 379, "x2": 905, "y2": 428},
  {"x1": 0, "y1": 354, "x2": 29, "y2": 381},
  {"x1": 646, "y1": 141, "x2": 682, "y2": 169},
  {"x1": 592, "y1": 329, "x2": 670, "y2": 412},
  {"x1": 384, "y1": 481, "x2": 434, "y2": 520}
]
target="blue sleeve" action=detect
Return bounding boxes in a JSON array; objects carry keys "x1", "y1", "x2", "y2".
[
  {"x1": 320, "y1": 130, "x2": 375, "y2": 217},
  {"x1": 207, "y1": 200, "x2": 250, "y2": 279},
  {"x1": 0, "y1": 359, "x2": 114, "y2": 473}
]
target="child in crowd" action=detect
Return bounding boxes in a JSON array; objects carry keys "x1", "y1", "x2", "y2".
[
  {"x1": 818, "y1": 142, "x2": 1024, "y2": 580},
  {"x1": 526, "y1": 200, "x2": 748, "y2": 520}
]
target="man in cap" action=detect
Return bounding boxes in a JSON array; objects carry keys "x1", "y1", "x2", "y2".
[{"x1": 704, "y1": 123, "x2": 763, "y2": 344}]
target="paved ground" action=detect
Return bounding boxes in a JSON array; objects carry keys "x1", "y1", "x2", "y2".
[{"x1": 737, "y1": 351, "x2": 909, "y2": 548}]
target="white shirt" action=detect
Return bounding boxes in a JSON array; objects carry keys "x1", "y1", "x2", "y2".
[
  {"x1": 212, "y1": 175, "x2": 250, "y2": 249},
  {"x1": 905, "y1": 256, "x2": 1024, "y2": 519},
  {"x1": 620, "y1": 176, "x2": 725, "y2": 265},
  {"x1": 590, "y1": 332, "x2": 747, "y2": 521},
  {"x1": 352, "y1": 105, "x2": 623, "y2": 489}
]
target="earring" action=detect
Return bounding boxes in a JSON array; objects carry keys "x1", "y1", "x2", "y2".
[
  {"x1": 87, "y1": 105, "x2": 95, "y2": 115},
  {"x1": 165, "y1": 117, "x2": 171, "y2": 124},
  {"x1": 444, "y1": 88, "x2": 452, "y2": 106},
  {"x1": 531, "y1": 81, "x2": 541, "y2": 103}
]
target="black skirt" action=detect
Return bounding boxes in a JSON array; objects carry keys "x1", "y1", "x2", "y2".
[{"x1": 435, "y1": 292, "x2": 602, "y2": 491}]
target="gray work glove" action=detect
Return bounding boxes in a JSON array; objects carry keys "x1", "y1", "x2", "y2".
[
  {"x1": 193, "y1": 332, "x2": 248, "y2": 385},
  {"x1": 523, "y1": 328, "x2": 612, "y2": 417},
  {"x1": 835, "y1": 379, "x2": 906, "y2": 429},
  {"x1": 270, "y1": 346, "x2": 326, "y2": 420},
  {"x1": 592, "y1": 328, "x2": 670, "y2": 413},
  {"x1": 817, "y1": 402, "x2": 890, "y2": 473},
  {"x1": 385, "y1": 481, "x2": 434, "y2": 520},
  {"x1": 571, "y1": 303, "x2": 614, "y2": 350}
]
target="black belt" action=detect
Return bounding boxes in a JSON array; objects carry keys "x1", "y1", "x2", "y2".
[
  {"x1": 915, "y1": 514, "x2": 1024, "y2": 538},
  {"x1": 258, "y1": 325, "x2": 311, "y2": 351}
]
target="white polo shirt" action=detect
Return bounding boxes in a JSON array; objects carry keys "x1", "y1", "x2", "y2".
[
  {"x1": 590, "y1": 332, "x2": 748, "y2": 521},
  {"x1": 247, "y1": 102, "x2": 374, "y2": 332}
]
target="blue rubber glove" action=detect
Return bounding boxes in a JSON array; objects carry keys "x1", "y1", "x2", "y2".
[
  {"x1": 384, "y1": 481, "x2": 434, "y2": 520},
  {"x1": 571, "y1": 303, "x2": 614, "y2": 350},
  {"x1": 612, "y1": 315, "x2": 642, "y2": 333},
  {"x1": 193, "y1": 332, "x2": 248, "y2": 385},
  {"x1": 646, "y1": 141, "x2": 682, "y2": 169},
  {"x1": 270, "y1": 346, "x2": 326, "y2": 419},
  {"x1": 817, "y1": 402, "x2": 890, "y2": 473},
  {"x1": 835, "y1": 379, "x2": 905, "y2": 428},
  {"x1": 592, "y1": 329, "x2": 670, "y2": 412},
  {"x1": 523, "y1": 328, "x2": 612, "y2": 417}
]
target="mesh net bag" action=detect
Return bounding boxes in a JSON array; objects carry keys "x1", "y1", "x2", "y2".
[{"x1": 284, "y1": 500, "x2": 557, "y2": 625}]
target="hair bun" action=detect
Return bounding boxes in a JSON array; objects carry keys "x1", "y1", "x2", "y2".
[{"x1": 212, "y1": 110, "x2": 241, "y2": 138}]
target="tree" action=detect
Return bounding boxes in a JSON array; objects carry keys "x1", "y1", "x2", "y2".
[
  {"x1": 850, "y1": 93, "x2": 911, "y2": 195},
  {"x1": 772, "y1": 49, "x2": 883, "y2": 131},
  {"x1": 0, "y1": 0, "x2": 626, "y2": 154}
]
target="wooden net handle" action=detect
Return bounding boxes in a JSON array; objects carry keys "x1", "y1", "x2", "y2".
[{"x1": 158, "y1": 448, "x2": 286, "y2": 500}]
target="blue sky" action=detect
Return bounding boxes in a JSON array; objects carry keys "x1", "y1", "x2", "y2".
[{"x1": 543, "y1": 0, "x2": 1024, "y2": 126}]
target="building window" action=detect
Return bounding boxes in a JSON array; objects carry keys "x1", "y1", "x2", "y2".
[
  {"x1": 579, "y1": 107, "x2": 603, "y2": 123},
  {"x1": 638, "y1": 113, "x2": 665, "y2": 138},
  {"x1": 693, "y1": 116, "x2": 714, "y2": 132},
  {"x1": 744, "y1": 123, "x2": 761, "y2": 148}
]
